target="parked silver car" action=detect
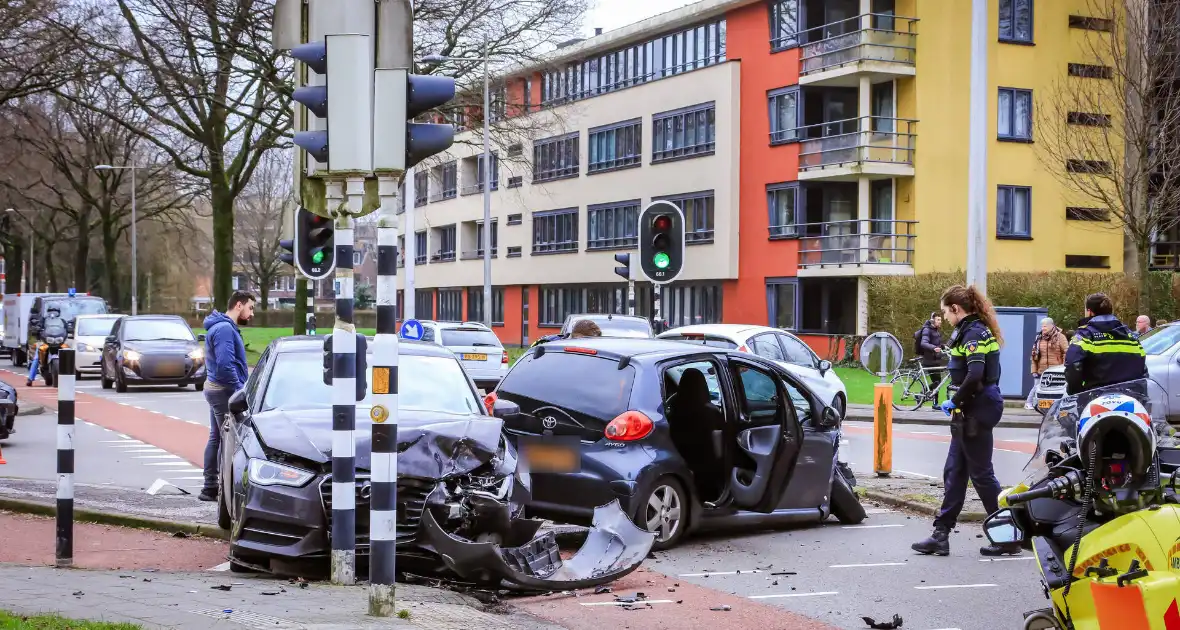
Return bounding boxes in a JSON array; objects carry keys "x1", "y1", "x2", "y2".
[{"x1": 1031, "y1": 365, "x2": 1067, "y2": 414}]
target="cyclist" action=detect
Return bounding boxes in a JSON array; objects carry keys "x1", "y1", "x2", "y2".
[{"x1": 916, "y1": 311, "x2": 947, "y2": 408}]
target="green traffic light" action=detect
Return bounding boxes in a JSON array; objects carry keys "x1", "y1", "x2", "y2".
[
  {"x1": 653, "y1": 252, "x2": 670, "y2": 269},
  {"x1": 311, "y1": 250, "x2": 325, "y2": 265}
]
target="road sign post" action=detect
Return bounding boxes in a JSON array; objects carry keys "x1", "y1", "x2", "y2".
[
  {"x1": 860, "y1": 333, "x2": 903, "y2": 478},
  {"x1": 56, "y1": 348, "x2": 76, "y2": 567}
]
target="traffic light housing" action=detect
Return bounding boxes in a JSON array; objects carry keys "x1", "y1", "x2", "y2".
[
  {"x1": 638, "y1": 201, "x2": 685, "y2": 284},
  {"x1": 613, "y1": 253, "x2": 631, "y2": 281},
  {"x1": 291, "y1": 35, "x2": 373, "y2": 173},
  {"x1": 373, "y1": 70, "x2": 457, "y2": 172},
  {"x1": 322, "y1": 332, "x2": 369, "y2": 401},
  {"x1": 283, "y1": 207, "x2": 336, "y2": 280}
]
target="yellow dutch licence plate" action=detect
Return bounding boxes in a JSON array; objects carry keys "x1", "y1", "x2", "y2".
[
  {"x1": 462, "y1": 353, "x2": 488, "y2": 361},
  {"x1": 521, "y1": 443, "x2": 580, "y2": 473},
  {"x1": 1038, "y1": 399, "x2": 1053, "y2": 409}
]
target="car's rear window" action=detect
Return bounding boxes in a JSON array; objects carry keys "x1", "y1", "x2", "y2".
[
  {"x1": 661, "y1": 333, "x2": 739, "y2": 349},
  {"x1": 498, "y1": 351, "x2": 635, "y2": 421},
  {"x1": 441, "y1": 328, "x2": 501, "y2": 347}
]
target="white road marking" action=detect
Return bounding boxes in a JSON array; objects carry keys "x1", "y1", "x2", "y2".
[
  {"x1": 997, "y1": 448, "x2": 1027, "y2": 454},
  {"x1": 167, "y1": 415, "x2": 183, "y2": 420},
  {"x1": 829, "y1": 562, "x2": 907, "y2": 568},
  {"x1": 117, "y1": 433, "x2": 131, "y2": 439},
  {"x1": 677, "y1": 570, "x2": 764, "y2": 577},
  {"x1": 133, "y1": 455, "x2": 184, "y2": 460},
  {"x1": 99, "y1": 440, "x2": 142, "y2": 444},
  {"x1": 749, "y1": 591, "x2": 838, "y2": 600},
  {"x1": 864, "y1": 508, "x2": 894, "y2": 515},
  {"x1": 208, "y1": 562, "x2": 230, "y2": 572},
  {"x1": 580, "y1": 600, "x2": 676, "y2": 607},
  {"x1": 914, "y1": 584, "x2": 997, "y2": 590},
  {"x1": 978, "y1": 556, "x2": 1034, "y2": 562},
  {"x1": 895, "y1": 469, "x2": 939, "y2": 480},
  {"x1": 162, "y1": 469, "x2": 204, "y2": 473},
  {"x1": 842, "y1": 524, "x2": 905, "y2": 530},
  {"x1": 909, "y1": 430, "x2": 943, "y2": 435},
  {"x1": 110, "y1": 444, "x2": 153, "y2": 449},
  {"x1": 123, "y1": 448, "x2": 167, "y2": 454},
  {"x1": 143, "y1": 461, "x2": 190, "y2": 466},
  {"x1": 169, "y1": 476, "x2": 205, "y2": 480}
]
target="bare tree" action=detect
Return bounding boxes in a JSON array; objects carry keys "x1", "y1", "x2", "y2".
[
  {"x1": 1036, "y1": 0, "x2": 1180, "y2": 309},
  {"x1": 235, "y1": 150, "x2": 293, "y2": 311},
  {"x1": 0, "y1": 0, "x2": 94, "y2": 107},
  {"x1": 59, "y1": 0, "x2": 292, "y2": 311}
]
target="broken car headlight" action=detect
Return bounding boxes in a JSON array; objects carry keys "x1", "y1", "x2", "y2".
[{"x1": 248, "y1": 458, "x2": 315, "y2": 487}]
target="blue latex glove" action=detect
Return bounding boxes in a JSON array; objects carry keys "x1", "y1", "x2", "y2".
[{"x1": 938, "y1": 400, "x2": 957, "y2": 416}]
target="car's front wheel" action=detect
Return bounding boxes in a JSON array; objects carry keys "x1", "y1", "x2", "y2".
[
  {"x1": 115, "y1": 372, "x2": 127, "y2": 393},
  {"x1": 217, "y1": 492, "x2": 231, "y2": 530},
  {"x1": 636, "y1": 476, "x2": 688, "y2": 551},
  {"x1": 832, "y1": 393, "x2": 846, "y2": 419},
  {"x1": 100, "y1": 366, "x2": 112, "y2": 390}
]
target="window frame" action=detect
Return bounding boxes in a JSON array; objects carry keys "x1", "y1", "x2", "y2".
[
  {"x1": 538, "y1": 286, "x2": 586, "y2": 327},
  {"x1": 768, "y1": 86, "x2": 799, "y2": 145},
  {"x1": 437, "y1": 288, "x2": 464, "y2": 322},
  {"x1": 588, "y1": 118, "x2": 643, "y2": 174},
  {"x1": 432, "y1": 225, "x2": 458, "y2": 261},
  {"x1": 997, "y1": 87, "x2": 1034, "y2": 142},
  {"x1": 587, "y1": 200, "x2": 641, "y2": 250},
  {"x1": 659, "y1": 282, "x2": 723, "y2": 327},
  {"x1": 652, "y1": 102, "x2": 717, "y2": 164},
  {"x1": 655, "y1": 190, "x2": 715, "y2": 245},
  {"x1": 414, "y1": 231, "x2": 428, "y2": 265},
  {"x1": 466, "y1": 287, "x2": 506, "y2": 326},
  {"x1": 999, "y1": 0, "x2": 1034, "y2": 44},
  {"x1": 766, "y1": 277, "x2": 799, "y2": 331},
  {"x1": 769, "y1": 0, "x2": 800, "y2": 52},
  {"x1": 532, "y1": 133, "x2": 581, "y2": 183},
  {"x1": 767, "y1": 182, "x2": 799, "y2": 239},
  {"x1": 531, "y1": 208, "x2": 580, "y2": 255},
  {"x1": 996, "y1": 184, "x2": 1033, "y2": 239},
  {"x1": 413, "y1": 170, "x2": 429, "y2": 207}
]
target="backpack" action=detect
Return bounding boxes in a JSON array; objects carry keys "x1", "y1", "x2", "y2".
[{"x1": 913, "y1": 327, "x2": 925, "y2": 357}]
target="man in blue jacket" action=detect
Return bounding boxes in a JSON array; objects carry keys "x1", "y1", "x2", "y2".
[{"x1": 199, "y1": 291, "x2": 256, "y2": 502}]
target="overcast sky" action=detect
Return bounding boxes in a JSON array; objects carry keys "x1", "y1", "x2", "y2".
[{"x1": 582, "y1": 0, "x2": 698, "y2": 37}]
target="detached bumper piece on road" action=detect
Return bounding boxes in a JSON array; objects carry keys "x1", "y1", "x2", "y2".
[{"x1": 420, "y1": 500, "x2": 655, "y2": 591}]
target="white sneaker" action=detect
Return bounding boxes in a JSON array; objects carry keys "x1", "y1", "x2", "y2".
[{"x1": 1024, "y1": 403, "x2": 1033, "y2": 410}]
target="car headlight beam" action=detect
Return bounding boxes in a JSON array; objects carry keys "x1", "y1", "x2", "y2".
[
  {"x1": 189, "y1": 347, "x2": 204, "y2": 360},
  {"x1": 122, "y1": 349, "x2": 141, "y2": 362},
  {"x1": 247, "y1": 458, "x2": 315, "y2": 487}
]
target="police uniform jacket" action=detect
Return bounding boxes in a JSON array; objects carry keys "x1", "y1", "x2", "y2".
[
  {"x1": 1063, "y1": 314, "x2": 1147, "y2": 395},
  {"x1": 947, "y1": 315, "x2": 1001, "y2": 408}
]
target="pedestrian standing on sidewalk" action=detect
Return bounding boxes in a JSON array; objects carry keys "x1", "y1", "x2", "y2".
[
  {"x1": 1024, "y1": 317, "x2": 1068, "y2": 410},
  {"x1": 198, "y1": 291, "x2": 256, "y2": 502},
  {"x1": 912, "y1": 284, "x2": 1019, "y2": 558},
  {"x1": 1132, "y1": 315, "x2": 1152, "y2": 340}
]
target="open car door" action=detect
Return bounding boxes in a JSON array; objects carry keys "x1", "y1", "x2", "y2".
[{"x1": 724, "y1": 357, "x2": 804, "y2": 513}]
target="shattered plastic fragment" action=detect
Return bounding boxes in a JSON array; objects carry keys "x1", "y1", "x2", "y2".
[
  {"x1": 862, "y1": 614, "x2": 904, "y2": 629},
  {"x1": 211, "y1": 585, "x2": 232, "y2": 591},
  {"x1": 710, "y1": 605, "x2": 732, "y2": 612}
]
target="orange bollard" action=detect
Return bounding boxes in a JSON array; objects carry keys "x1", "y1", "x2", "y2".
[
  {"x1": 873, "y1": 382, "x2": 893, "y2": 477},
  {"x1": 0, "y1": 442, "x2": 6, "y2": 465}
]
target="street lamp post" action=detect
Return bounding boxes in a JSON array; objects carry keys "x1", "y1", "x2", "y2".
[
  {"x1": 95, "y1": 164, "x2": 139, "y2": 314},
  {"x1": 421, "y1": 43, "x2": 494, "y2": 328}
]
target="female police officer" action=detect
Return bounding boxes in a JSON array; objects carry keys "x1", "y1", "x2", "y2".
[{"x1": 912, "y1": 285, "x2": 1021, "y2": 557}]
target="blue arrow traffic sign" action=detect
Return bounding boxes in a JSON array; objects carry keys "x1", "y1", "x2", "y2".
[{"x1": 399, "y1": 319, "x2": 424, "y2": 341}]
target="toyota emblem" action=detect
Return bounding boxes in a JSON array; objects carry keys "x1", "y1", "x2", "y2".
[
  {"x1": 542, "y1": 415, "x2": 558, "y2": 430},
  {"x1": 359, "y1": 482, "x2": 372, "y2": 500}
]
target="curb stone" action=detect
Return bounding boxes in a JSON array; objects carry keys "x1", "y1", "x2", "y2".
[
  {"x1": 862, "y1": 489, "x2": 986, "y2": 522},
  {"x1": 16, "y1": 404, "x2": 45, "y2": 417},
  {"x1": 0, "y1": 495, "x2": 230, "y2": 540}
]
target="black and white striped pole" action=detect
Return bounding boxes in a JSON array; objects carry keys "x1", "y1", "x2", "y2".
[
  {"x1": 367, "y1": 173, "x2": 401, "y2": 615},
  {"x1": 329, "y1": 179, "x2": 358, "y2": 586},
  {"x1": 56, "y1": 348, "x2": 76, "y2": 567}
]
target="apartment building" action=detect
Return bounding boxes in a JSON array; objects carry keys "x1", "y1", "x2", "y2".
[{"x1": 397, "y1": 0, "x2": 1125, "y2": 348}]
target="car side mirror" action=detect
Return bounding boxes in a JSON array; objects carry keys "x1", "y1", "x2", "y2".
[
  {"x1": 492, "y1": 398, "x2": 521, "y2": 421},
  {"x1": 820, "y1": 405, "x2": 840, "y2": 428},
  {"x1": 197, "y1": 333, "x2": 206, "y2": 342},
  {"x1": 105, "y1": 335, "x2": 117, "y2": 345},
  {"x1": 228, "y1": 389, "x2": 249, "y2": 415},
  {"x1": 818, "y1": 359, "x2": 832, "y2": 374},
  {"x1": 983, "y1": 508, "x2": 1024, "y2": 545}
]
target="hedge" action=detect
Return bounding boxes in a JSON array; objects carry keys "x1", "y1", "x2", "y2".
[
  {"x1": 168, "y1": 310, "x2": 378, "y2": 330},
  {"x1": 866, "y1": 271, "x2": 1180, "y2": 357}
]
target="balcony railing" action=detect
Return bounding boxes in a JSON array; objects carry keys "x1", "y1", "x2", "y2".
[
  {"x1": 800, "y1": 14, "x2": 918, "y2": 77},
  {"x1": 430, "y1": 251, "x2": 456, "y2": 263},
  {"x1": 460, "y1": 181, "x2": 498, "y2": 196},
  {"x1": 428, "y1": 188, "x2": 457, "y2": 202},
  {"x1": 1151, "y1": 241, "x2": 1180, "y2": 270},
  {"x1": 460, "y1": 248, "x2": 498, "y2": 260},
  {"x1": 797, "y1": 219, "x2": 917, "y2": 268},
  {"x1": 798, "y1": 117, "x2": 916, "y2": 171}
]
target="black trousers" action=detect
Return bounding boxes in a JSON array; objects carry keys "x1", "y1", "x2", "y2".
[{"x1": 934, "y1": 385, "x2": 1004, "y2": 530}]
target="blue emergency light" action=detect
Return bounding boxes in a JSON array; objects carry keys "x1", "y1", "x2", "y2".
[{"x1": 67, "y1": 288, "x2": 76, "y2": 297}]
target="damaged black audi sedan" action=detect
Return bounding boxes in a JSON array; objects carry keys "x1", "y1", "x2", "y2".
[{"x1": 218, "y1": 336, "x2": 653, "y2": 586}]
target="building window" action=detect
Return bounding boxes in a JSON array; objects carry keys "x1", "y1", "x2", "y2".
[
  {"x1": 999, "y1": 0, "x2": 1033, "y2": 43},
  {"x1": 588, "y1": 119, "x2": 642, "y2": 173},
  {"x1": 507, "y1": 213, "x2": 523, "y2": 225},
  {"x1": 1065, "y1": 255, "x2": 1110, "y2": 269},
  {"x1": 997, "y1": 185, "x2": 1032, "y2": 238},
  {"x1": 539, "y1": 287, "x2": 584, "y2": 327},
  {"x1": 415, "y1": 289, "x2": 434, "y2": 319},
  {"x1": 412, "y1": 171, "x2": 429, "y2": 207},
  {"x1": 1069, "y1": 15, "x2": 1112, "y2": 32},
  {"x1": 353, "y1": 251, "x2": 363, "y2": 267},
  {"x1": 767, "y1": 183, "x2": 798, "y2": 239},
  {"x1": 442, "y1": 161, "x2": 457, "y2": 198},
  {"x1": 507, "y1": 176, "x2": 523, "y2": 188},
  {"x1": 414, "y1": 231, "x2": 427, "y2": 265},
  {"x1": 998, "y1": 88, "x2": 1033, "y2": 141},
  {"x1": 769, "y1": 0, "x2": 799, "y2": 51},
  {"x1": 533, "y1": 133, "x2": 580, "y2": 182},
  {"x1": 507, "y1": 143, "x2": 523, "y2": 157},
  {"x1": 1067, "y1": 112, "x2": 1111, "y2": 127},
  {"x1": 476, "y1": 220, "x2": 498, "y2": 256},
  {"x1": 660, "y1": 283, "x2": 723, "y2": 327},
  {"x1": 768, "y1": 87, "x2": 798, "y2": 144},
  {"x1": 1068, "y1": 63, "x2": 1113, "y2": 79},
  {"x1": 477, "y1": 152, "x2": 499, "y2": 191},
  {"x1": 766, "y1": 279, "x2": 798, "y2": 330},
  {"x1": 431, "y1": 225, "x2": 457, "y2": 262},
  {"x1": 658, "y1": 191, "x2": 715, "y2": 244},
  {"x1": 587, "y1": 201, "x2": 640, "y2": 250},
  {"x1": 585, "y1": 286, "x2": 632, "y2": 315},
  {"x1": 466, "y1": 287, "x2": 505, "y2": 325},
  {"x1": 507, "y1": 246, "x2": 522, "y2": 258},
  {"x1": 437, "y1": 289, "x2": 463, "y2": 321},
  {"x1": 653, "y1": 102, "x2": 716, "y2": 163},
  {"x1": 532, "y1": 208, "x2": 579, "y2": 254},
  {"x1": 1066, "y1": 207, "x2": 1110, "y2": 221},
  {"x1": 1066, "y1": 159, "x2": 1112, "y2": 174}
]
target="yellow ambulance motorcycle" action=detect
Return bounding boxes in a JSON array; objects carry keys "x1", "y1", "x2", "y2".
[{"x1": 984, "y1": 378, "x2": 1180, "y2": 630}]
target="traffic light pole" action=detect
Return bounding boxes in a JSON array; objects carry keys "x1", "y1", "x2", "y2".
[
  {"x1": 627, "y1": 280, "x2": 635, "y2": 317},
  {"x1": 329, "y1": 179, "x2": 358, "y2": 586}
]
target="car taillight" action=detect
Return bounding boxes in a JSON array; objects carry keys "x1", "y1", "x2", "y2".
[
  {"x1": 565, "y1": 346, "x2": 598, "y2": 355},
  {"x1": 484, "y1": 391, "x2": 497, "y2": 415},
  {"x1": 502, "y1": 351, "x2": 509, "y2": 364},
  {"x1": 604, "y1": 411, "x2": 653, "y2": 441}
]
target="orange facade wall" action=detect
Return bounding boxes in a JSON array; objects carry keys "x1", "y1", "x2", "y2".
[
  {"x1": 722, "y1": 3, "x2": 802, "y2": 328},
  {"x1": 501, "y1": 285, "x2": 525, "y2": 346}
]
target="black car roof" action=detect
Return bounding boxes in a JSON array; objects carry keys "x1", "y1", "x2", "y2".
[
  {"x1": 541, "y1": 337, "x2": 727, "y2": 362},
  {"x1": 120, "y1": 314, "x2": 185, "y2": 321},
  {"x1": 272, "y1": 335, "x2": 453, "y2": 358}
]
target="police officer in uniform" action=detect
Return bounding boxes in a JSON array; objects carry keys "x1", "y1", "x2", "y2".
[
  {"x1": 912, "y1": 285, "x2": 1021, "y2": 557},
  {"x1": 1064, "y1": 293, "x2": 1147, "y2": 396}
]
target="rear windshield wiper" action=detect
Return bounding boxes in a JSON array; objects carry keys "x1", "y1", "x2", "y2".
[{"x1": 469, "y1": 342, "x2": 498, "y2": 347}]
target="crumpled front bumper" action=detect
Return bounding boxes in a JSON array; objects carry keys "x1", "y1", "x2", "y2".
[{"x1": 420, "y1": 499, "x2": 655, "y2": 590}]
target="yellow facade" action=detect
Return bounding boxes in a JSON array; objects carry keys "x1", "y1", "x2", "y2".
[{"x1": 896, "y1": 0, "x2": 1125, "y2": 274}]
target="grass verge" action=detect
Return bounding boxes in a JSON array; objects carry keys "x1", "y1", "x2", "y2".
[
  {"x1": 0, "y1": 611, "x2": 140, "y2": 629},
  {"x1": 834, "y1": 366, "x2": 949, "y2": 407}
]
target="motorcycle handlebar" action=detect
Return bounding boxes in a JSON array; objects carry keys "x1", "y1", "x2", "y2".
[{"x1": 1005, "y1": 485, "x2": 1056, "y2": 505}]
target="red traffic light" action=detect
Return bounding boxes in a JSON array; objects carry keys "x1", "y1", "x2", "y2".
[{"x1": 653, "y1": 214, "x2": 671, "y2": 231}]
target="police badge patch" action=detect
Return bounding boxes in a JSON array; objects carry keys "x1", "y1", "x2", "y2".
[{"x1": 966, "y1": 340, "x2": 978, "y2": 353}]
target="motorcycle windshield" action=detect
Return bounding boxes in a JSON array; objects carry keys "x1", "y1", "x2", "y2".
[{"x1": 1022, "y1": 378, "x2": 1178, "y2": 482}]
